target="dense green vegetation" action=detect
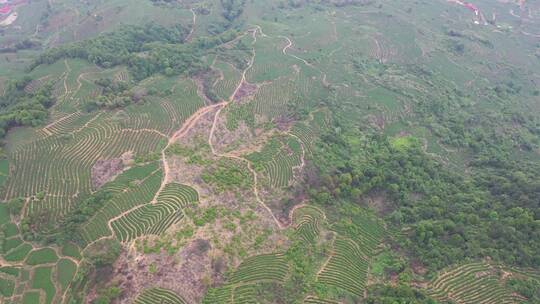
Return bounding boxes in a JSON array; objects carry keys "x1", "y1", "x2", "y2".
[
  {"x1": 32, "y1": 23, "x2": 240, "y2": 81},
  {"x1": 309, "y1": 127, "x2": 539, "y2": 270},
  {"x1": 366, "y1": 284, "x2": 438, "y2": 304},
  {"x1": 0, "y1": 77, "x2": 55, "y2": 139},
  {"x1": 0, "y1": 0, "x2": 539, "y2": 303}
]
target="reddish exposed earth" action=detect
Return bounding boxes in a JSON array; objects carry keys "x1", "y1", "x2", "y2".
[{"x1": 232, "y1": 81, "x2": 257, "y2": 102}]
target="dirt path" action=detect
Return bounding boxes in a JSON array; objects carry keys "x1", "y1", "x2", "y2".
[
  {"x1": 521, "y1": 30, "x2": 540, "y2": 38},
  {"x1": 280, "y1": 35, "x2": 333, "y2": 88},
  {"x1": 62, "y1": 60, "x2": 71, "y2": 98},
  {"x1": 280, "y1": 36, "x2": 315, "y2": 68},
  {"x1": 206, "y1": 28, "x2": 287, "y2": 229},
  {"x1": 151, "y1": 102, "x2": 226, "y2": 204},
  {"x1": 205, "y1": 29, "x2": 318, "y2": 230},
  {"x1": 316, "y1": 232, "x2": 336, "y2": 276},
  {"x1": 185, "y1": 8, "x2": 197, "y2": 42},
  {"x1": 84, "y1": 27, "x2": 311, "y2": 249},
  {"x1": 42, "y1": 111, "x2": 80, "y2": 135},
  {"x1": 288, "y1": 133, "x2": 306, "y2": 171}
]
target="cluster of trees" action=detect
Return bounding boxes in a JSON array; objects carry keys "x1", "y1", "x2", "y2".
[
  {"x1": 307, "y1": 128, "x2": 539, "y2": 271},
  {"x1": 201, "y1": 160, "x2": 252, "y2": 192},
  {"x1": 0, "y1": 77, "x2": 55, "y2": 140},
  {"x1": 55, "y1": 191, "x2": 112, "y2": 244},
  {"x1": 221, "y1": 0, "x2": 246, "y2": 22},
  {"x1": 366, "y1": 285, "x2": 439, "y2": 304},
  {"x1": 66, "y1": 238, "x2": 122, "y2": 304},
  {"x1": 335, "y1": 58, "x2": 539, "y2": 273},
  {"x1": 32, "y1": 23, "x2": 240, "y2": 82},
  {"x1": 32, "y1": 23, "x2": 189, "y2": 70},
  {"x1": 0, "y1": 38, "x2": 41, "y2": 53},
  {"x1": 277, "y1": 0, "x2": 374, "y2": 9},
  {"x1": 18, "y1": 191, "x2": 112, "y2": 244},
  {"x1": 85, "y1": 78, "x2": 135, "y2": 111},
  {"x1": 507, "y1": 277, "x2": 540, "y2": 303},
  {"x1": 204, "y1": 0, "x2": 246, "y2": 35}
]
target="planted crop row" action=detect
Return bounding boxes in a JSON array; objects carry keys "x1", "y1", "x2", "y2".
[
  {"x1": 5, "y1": 112, "x2": 164, "y2": 223},
  {"x1": 232, "y1": 285, "x2": 257, "y2": 304},
  {"x1": 317, "y1": 237, "x2": 369, "y2": 297},
  {"x1": 135, "y1": 287, "x2": 186, "y2": 304},
  {"x1": 290, "y1": 122, "x2": 317, "y2": 157},
  {"x1": 229, "y1": 253, "x2": 289, "y2": 284},
  {"x1": 427, "y1": 263, "x2": 523, "y2": 304},
  {"x1": 293, "y1": 206, "x2": 325, "y2": 243},
  {"x1": 203, "y1": 285, "x2": 233, "y2": 304},
  {"x1": 111, "y1": 183, "x2": 198, "y2": 242},
  {"x1": 214, "y1": 61, "x2": 241, "y2": 100},
  {"x1": 79, "y1": 169, "x2": 162, "y2": 245},
  {"x1": 304, "y1": 296, "x2": 340, "y2": 304},
  {"x1": 332, "y1": 210, "x2": 386, "y2": 252},
  {"x1": 251, "y1": 73, "x2": 318, "y2": 119},
  {"x1": 248, "y1": 136, "x2": 302, "y2": 189}
]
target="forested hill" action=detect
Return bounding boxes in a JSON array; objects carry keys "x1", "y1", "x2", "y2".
[{"x1": 0, "y1": 0, "x2": 538, "y2": 303}]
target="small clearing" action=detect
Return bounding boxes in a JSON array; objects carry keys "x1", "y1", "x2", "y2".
[{"x1": 91, "y1": 152, "x2": 132, "y2": 189}]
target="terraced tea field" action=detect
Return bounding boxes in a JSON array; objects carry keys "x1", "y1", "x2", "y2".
[
  {"x1": 427, "y1": 262, "x2": 538, "y2": 304},
  {"x1": 111, "y1": 183, "x2": 198, "y2": 242},
  {"x1": 135, "y1": 288, "x2": 187, "y2": 304},
  {"x1": 0, "y1": 0, "x2": 539, "y2": 303},
  {"x1": 317, "y1": 237, "x2": 370, "y2": 297}
]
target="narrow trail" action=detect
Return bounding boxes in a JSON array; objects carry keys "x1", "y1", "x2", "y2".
[
  {"x1": 85, "y1": 26, "x2": 314, "y2": 249},
  {"x1": 42, "y1": 111, "x2": 80, "y2": 134},
  {"x1": 185, "y1": 8, "x2": 197, "y2": 42},
  {"x1": 288, "y1": 133, "x2": 306, "y2": 172},
  {"x1": 62, "y1": 60, "x2": 70, "y2": 98},
  {"x1": 280, "y1": 35, "x2": 332, "y2": 88},
  {"x1": 151, "y1": 102, "x2": 226, "y2": 204},
  {"x1": 207, "y1": 28, "x2": 286, "y2": 230},
  {"x1": 280, "y1": 36, "x2": 315, "y2": 68},
  {"x1": 316, "y1": 232, "x2": 337, "y2": 276},
  {"x1": 286, "y1": 202, "x2": 327, "y2": 226}
]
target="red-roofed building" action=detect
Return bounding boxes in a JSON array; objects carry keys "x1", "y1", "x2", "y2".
[
  {"x1": 463, "y1": 3, "x2": 478, "y2": 12},
  {"x1": 0, "y1": 4, "x2": 11, "y2": 15}
]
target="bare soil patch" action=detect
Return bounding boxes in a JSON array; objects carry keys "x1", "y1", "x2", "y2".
[
  {"x1": 232, "y1": 81, "x2": 257, "y2": 102},
  {"x1": 114, "y1": 238, "x2": 215, "y2": 304},
  {"x1": 363, "y1": 191, "x2": 395, "y2": 216},
  {"x1": 410, "y1": 259, "x2": 427, "y2": 275},
  {"x1": 91, "y1": 152, "x2": 132, "y2": 189},
  {"x1": 44, "y1": 9, "x2": 78, "y2": 33},
  {"x1": 274, "y1": 114, "x2": 296, "y2": 132}
]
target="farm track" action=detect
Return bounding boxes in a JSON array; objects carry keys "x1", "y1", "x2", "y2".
[
  {"x1": 18, "y1": 26, "x2": 317, "y2": 262},
  {"x1": 315, "y1": 232, "x2": 336, "y2": 276},
  {"x1": 205, "y1": 28, "x2": 318, "y2": 230},
  {"x1": 280, "y1": 35, "x2": 333, "y2": 88},
  {"x1": 207, "y1": 27, "x2": 286, "y2": 229},
  {"x1": 185, "y1": 8, "x2": 196, "y2": 42}
]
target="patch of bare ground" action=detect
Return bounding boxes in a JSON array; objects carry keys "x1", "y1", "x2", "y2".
[
  {"x1": 232, "y1": 81, "x2": 258, "y2": 102},
  {"x1": 115, "y1": 199, "x2": 287, "y2": 303},
  {"x1": 114, "y1": 238, "x2": 214, "y2": 304},
  {"x1": 190, "y1": 209, "x2": 287, "y2": 265},
  {"x1": 43, "y1": 9, "x2": 78, "y2": 34},
  {"x1": 410, "y1": 259, "x2": 428, "y2": 276},
  {"x1": 91, "y1": 152, "x2": 133, "y2": 189},
  {"x1": 365, "y1": 113, "x2": 386, "y2": 130},
  {"x1": 167, "y1": 155, "x2": 209, "y2": 196},
  {"x1": 210, "y1": 110, "x2": 273, "y2": 156},
  {"x1": 362, "y1": 191, "x2": 395, "y2": 216},
  {"x1": 175, "y1": 106, "x2": 219, "y2": 146},
  {"x1": 257, "y1": 175, "x2": 306, "y2": 227},
  {"x1": 274, "y1": 114, "x2": 296, "y2": 132}
]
